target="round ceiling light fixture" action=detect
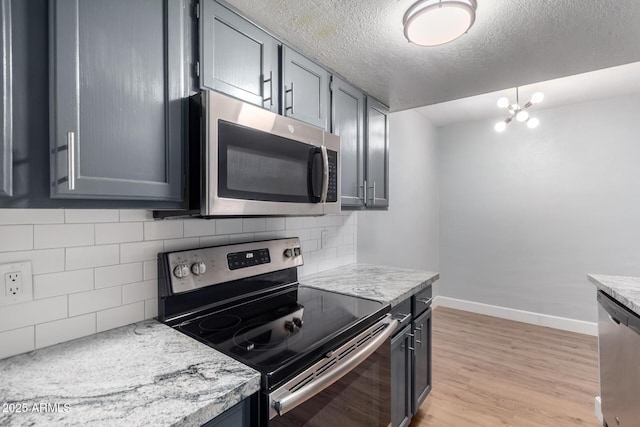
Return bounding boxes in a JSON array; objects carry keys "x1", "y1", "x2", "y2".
[{"x1": 403, "y1": 0, "x2": 477, "y2": 47}]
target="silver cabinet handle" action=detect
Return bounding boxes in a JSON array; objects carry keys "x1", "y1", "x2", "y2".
[
  {"x1": 608, "y1": 314, "x2": 621, "y2": 325},
  {"x1": 361, "y1": 179, "x2": 367, "y2": 205},
  {"x1": 394, "y1": 312, "x2": 411, "y2": 323},
  {"x1": 320, "y1": 146, "x2": 329, "y2": 203},
  {"x1": 67, "y1": 131, "x2": 76, "y2": 190},
  {"x1": 263, "y1": 71, "x2": 273, "y2": 107},
  {"x1": 418, "y1": 297, "x2": 433, "y2": 306},
  {"x1": 271, "y1": 318, "x2": 398, "y2": 418},
  {"x1": 285, "y1": 82, "x2": 294, "y2": 113}
]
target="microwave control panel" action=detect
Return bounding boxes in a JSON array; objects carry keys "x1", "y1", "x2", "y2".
[{"x1": 327, "y1": 150, "x2": 338, "y2": 203}]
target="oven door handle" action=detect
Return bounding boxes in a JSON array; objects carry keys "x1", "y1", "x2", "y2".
[{"x1": 271, "y1": 317, "x2": 398, "y2": 418}]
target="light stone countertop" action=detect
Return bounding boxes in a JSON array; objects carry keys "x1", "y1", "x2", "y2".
[
  {"x1": 0, "y1": 320, "x2": 260, "y2": 427},
  {"x1": 588, "y1": 274, "x2": 640, "y2": 316},
  {"x1": 300, "y1": 263, "x2": 439, "y2": 307}
]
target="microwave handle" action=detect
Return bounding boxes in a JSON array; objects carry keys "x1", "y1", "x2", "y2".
[{"x1": 320, "y1": 146, "x2": 329, "y2": 203}]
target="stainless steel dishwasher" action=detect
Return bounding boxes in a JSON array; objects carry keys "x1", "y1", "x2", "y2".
[{"x1": 597, "y1": 291, "x2": 640, "y2": 427}]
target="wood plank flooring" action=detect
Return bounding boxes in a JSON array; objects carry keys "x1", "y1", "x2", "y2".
[{"x1": 410, "y1": 307, "x2": 601, "y2": 427}]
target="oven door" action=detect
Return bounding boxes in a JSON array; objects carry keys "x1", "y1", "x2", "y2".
[
  {"x1": 202, "y1": 90, "x2": 339, "y2": 216},
  {"x1": 266, "y1": 317, "x2": 397, "y2": 427}
]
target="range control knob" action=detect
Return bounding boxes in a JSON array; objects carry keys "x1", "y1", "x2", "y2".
[
  {"x1": 284, "y1": 320, "x2": 295, "y2": 333},
  {"x1": 191, "y1": 261, "x2": 207, "y2": 275},
  {"x1": 292, "y1": 317, "x2": 303, "y2": 328},
  {"x1": 173, "y1": 264, "x2": 190, "y2": 279},
  {"x1": 283, "y1": 248, "x2": 293, "y2": 258},
  {"x1": 293, "y1": 247, "x2": 301, "y2": 256}
]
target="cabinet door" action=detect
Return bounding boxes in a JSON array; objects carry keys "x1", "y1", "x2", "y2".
[
  {"x1": 331, "y1": 77, "x2": 364, "y2": 208},
  {"x1": 413, "y1": 307, "x2": 432, "y2": 413},
  {"x1": 0, "y1": 0, "x2": 11, "y2": 197},
  {"x1": 391, "y1": 326, "x2": 412, "y2": 427},
  {"x1": 365, "y1": 97, "x2": 389, "y2": 208},
  {"x1": 200, "y1": 1, "x2": 278, "y2": 112},
  {"x1": 282, "y1": 46, "x2": 329, "y2": 130},
  {"x1": 50, "y1": 0, "x2": 183, "y2": 200}
]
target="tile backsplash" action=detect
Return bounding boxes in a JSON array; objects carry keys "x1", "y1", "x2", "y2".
[{"x1": 0, "y1": 209, "x2": 357, "y2": 359}]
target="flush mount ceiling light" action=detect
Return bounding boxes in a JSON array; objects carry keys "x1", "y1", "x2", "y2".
[
  {"x1": 403, "y1": 0, "x2": 477, "y2": 46},
  {"x1": 494, "y1": 88, "x2": 544, "y2": 132}
]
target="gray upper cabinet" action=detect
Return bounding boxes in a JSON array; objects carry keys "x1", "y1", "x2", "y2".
[
  {"x1": 200, "y1": 1, "x2": 279, "y2": 112},
  {"x1": 331, "y1": 77, "x2": 365, "y2": 208},
  {"x1": 365, "y1": 97, "x2": 390, "y2": 208},
  {"x1": 49, "y1": 0, "x2": 184, "y2": 201},
  {"x1": 0, "y1": 0, "x2": 11, "y2": 197},
  {"x1": 282, "y1": 46, "x2": 330, "y2": 130}
]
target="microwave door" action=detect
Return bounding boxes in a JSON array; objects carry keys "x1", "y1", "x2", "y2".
[{"x1": 307, "y1": 147, "x2": 328, "y2": 203}]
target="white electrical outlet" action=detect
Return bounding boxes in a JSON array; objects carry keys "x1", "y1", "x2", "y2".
[{"x1": 0, "y1": 261, "x2": 33, "y2": 306}]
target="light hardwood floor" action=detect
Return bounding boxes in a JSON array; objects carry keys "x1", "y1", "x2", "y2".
[{"x1": 410, "y1": 307, "x2": 601, "y2": 427}]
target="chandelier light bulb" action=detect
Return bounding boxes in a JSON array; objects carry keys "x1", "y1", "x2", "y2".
[
  {"x1": 530, "y1": 92, "x2": 544, "y2": 104},
  {"x1": 495, "y1": 121, "x2": 507, "y2": 132},
  {"x1": 497, "y1": 97, "x2": 509, "y2": 108},
  {"x1": 527, "y1": 117, "x2": 540, "y2": 128},
  {"x1": 509, "y1": 103, "x2": 519, "y2": 112},
  {"x1": 516, "y1": 110, "x2": 529, "y2": 122}
]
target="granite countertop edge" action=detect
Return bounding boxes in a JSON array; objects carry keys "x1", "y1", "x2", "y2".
[
  {"x1": 0, "y1": 320, "x2": 261, "y2": 427},
  {"x1": 300, "y1": 263, "x2": 439, "y2": 307},
  {"x1": 588, "y1": 274, "x2": 640, "y2": 317}
]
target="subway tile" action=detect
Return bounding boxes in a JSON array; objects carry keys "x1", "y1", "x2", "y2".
[
  {"x1": 95, "y1": 222, "x2": 143, "y2": 244},
  {"x1": 331, "y1": 215, "x2": 344, "y2": 226},
  {"x1": 254, "y1": 231, "x2": 278, "y2": 240},
  {"x1": 265, "y1": 217, "x2": 285, "y2": 231},
  {"x1": 0, "y1": 249, "x2": 64, "y2": 275},
  {"x1": 0, "y1": 225, "x2": 33, "y2": 251},
  {"x1": 317, "y1": 216, "x2": 334, "y2": 227},
  {"x1": 97, "y1": 302, "x2": 144, "y2": 333},
  {"x1": 95, "y1": 263, "x2": 143, "y2": 289},
  {"x1": 33, "y1": 269, "x2": 94, "y2": 299},
  {"x1": 66, "y1": 245, "x2": 119, "y2": 271},
  {"x1": 35, "y1": 314, "x2": 96, "y2": 349},
  {"x1": 200, "y1": 235, "x2": 229, "y2": 247},
  {"x1": 229, "y1": 233, "x2": 255, "y2": 244},
  {"x1": 0, "y1": 327, "x2": 35, "y2": 359},
  {"x1": 144, "y1": 221, "x2": 183, "y2": 240},
  {"x1": 34, "y1": 224, "x2": 94, "y2": 249},
  {"x1": 216, "y1": 218, "x2": 243, "y2": 235},
  {"x1": 65, "y1": 209, "x2": 119, "y2": 223},
  {"x1": 0, "y1": 209, "x2": 65, "y2": 225},
  {"x1": 122, "y1": 280, "x2": 157, "y2": 304},
  {"x1": 292, "y1": 228, "x2": 310, "y2": 241},
  {"x1": 302, "y1": 217, "x2": 318, "y2": 228},
  {"x1": 143, "y1": 260, "x2": 158, "y2": 280},
  {"x1": 164, "y1": 237, "x2": 199, "y2": 252},
  {"x1": 68, "y1": 287, "x2": 121, "y2": 317},
  {"x1": 184, "y1": 219, "x2": 215, "y2": 237},
  {"x1": 0, "y1": 296, "x2": 68, "y2": 333},
  {"x1": 309, "y1": 228, "x2": 323, "y2": 239},
  {"x1": 144, "y1": 298, "x2": 158, "y2": 319},
  {"x1": 338, "y1": 244, "x2": 355, "y2": 257},
  {"x1": 285, "y1": 217, "x2": 304, "y2": 229},
  {"x1": 301, "y1": 239, "x2": 318, "y2": 253},
  {"x1": 119, "y1": 210, "x2": 153, "y2": 222},
  {"x1": 120, "y1": 240, "x2": 164, "y2": 263},
  {"x1": 242, "y1": 218, "x2": 266, "y2": 233}
]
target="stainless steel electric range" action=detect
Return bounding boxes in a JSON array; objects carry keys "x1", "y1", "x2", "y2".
[{"x1": 157, "y1": 237, "x2": 397, "y2": 427}]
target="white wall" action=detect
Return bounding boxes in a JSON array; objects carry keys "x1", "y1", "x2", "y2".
[
  {"x1": 438, "y1": 93, "x2": 640, "y2": 322},
  {"x1": 0, "y1": 210, "x2": 357, "y2": 359},
  {"x1": 358, "y1": 109, "x2": 439, "y2": 272}
]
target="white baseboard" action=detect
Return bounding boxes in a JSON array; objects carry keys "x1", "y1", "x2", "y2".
[
  {"x1": 594, "y1": 396, "x2": 603, "y2": 425},
  {"x1": 432, "y1": 296, "x2": 598, "y2": 336}
]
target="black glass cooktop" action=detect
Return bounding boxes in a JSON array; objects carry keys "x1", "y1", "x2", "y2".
[{"x1": 177, "y1": 285, "x2": 388, "y2": 390}]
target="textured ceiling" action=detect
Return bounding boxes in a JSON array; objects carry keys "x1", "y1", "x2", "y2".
[{"x1": 224, "y1": 0, "x2": 640, "y2": 112}]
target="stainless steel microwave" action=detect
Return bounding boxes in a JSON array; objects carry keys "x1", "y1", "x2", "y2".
[{"x1": 169, "y1": 90, "x2": 340, "y2": 217}]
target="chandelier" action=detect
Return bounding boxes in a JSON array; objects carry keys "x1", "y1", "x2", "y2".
[{"x1": 494, "y1": 88, "x2": 544, "y2": 132}]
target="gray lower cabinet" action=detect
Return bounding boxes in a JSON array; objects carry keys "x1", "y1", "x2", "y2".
[
  {"x1": 49, "y1": 0, "x2": 184, "y2": 201},
  {"x1": 0, "y1": 0, "x2": 11, "y2": 197},
  {"x1": 202, "y1": 394, "x2": 256, "y2": 427},
  {"x1": 365, "y1": 97, "x2": 390, "y2": 208},
  {"x1": 282, "y1": 46, "x2": 330, "y2": 130},
  {"x1": 200, "y1": 0, "x2": 279, "y2": 112},
  {"x1": 413, "y1": 307, "x2": 432, "y2": 413},
  {"x1": 331, "y1": 77, "x2": 365, "y2": 207},
  {"x1": 391, "y1": 324, "x2": 412, "y2": 427}
]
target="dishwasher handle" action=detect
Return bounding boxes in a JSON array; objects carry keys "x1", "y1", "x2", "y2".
[{"x1": 597, "y1": 291, "x2": 640, "y2": 334}]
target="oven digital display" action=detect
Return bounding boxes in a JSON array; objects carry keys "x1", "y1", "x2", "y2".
[{"x1": 227, "y1": 248, "x2": 270, "y2": 270}]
